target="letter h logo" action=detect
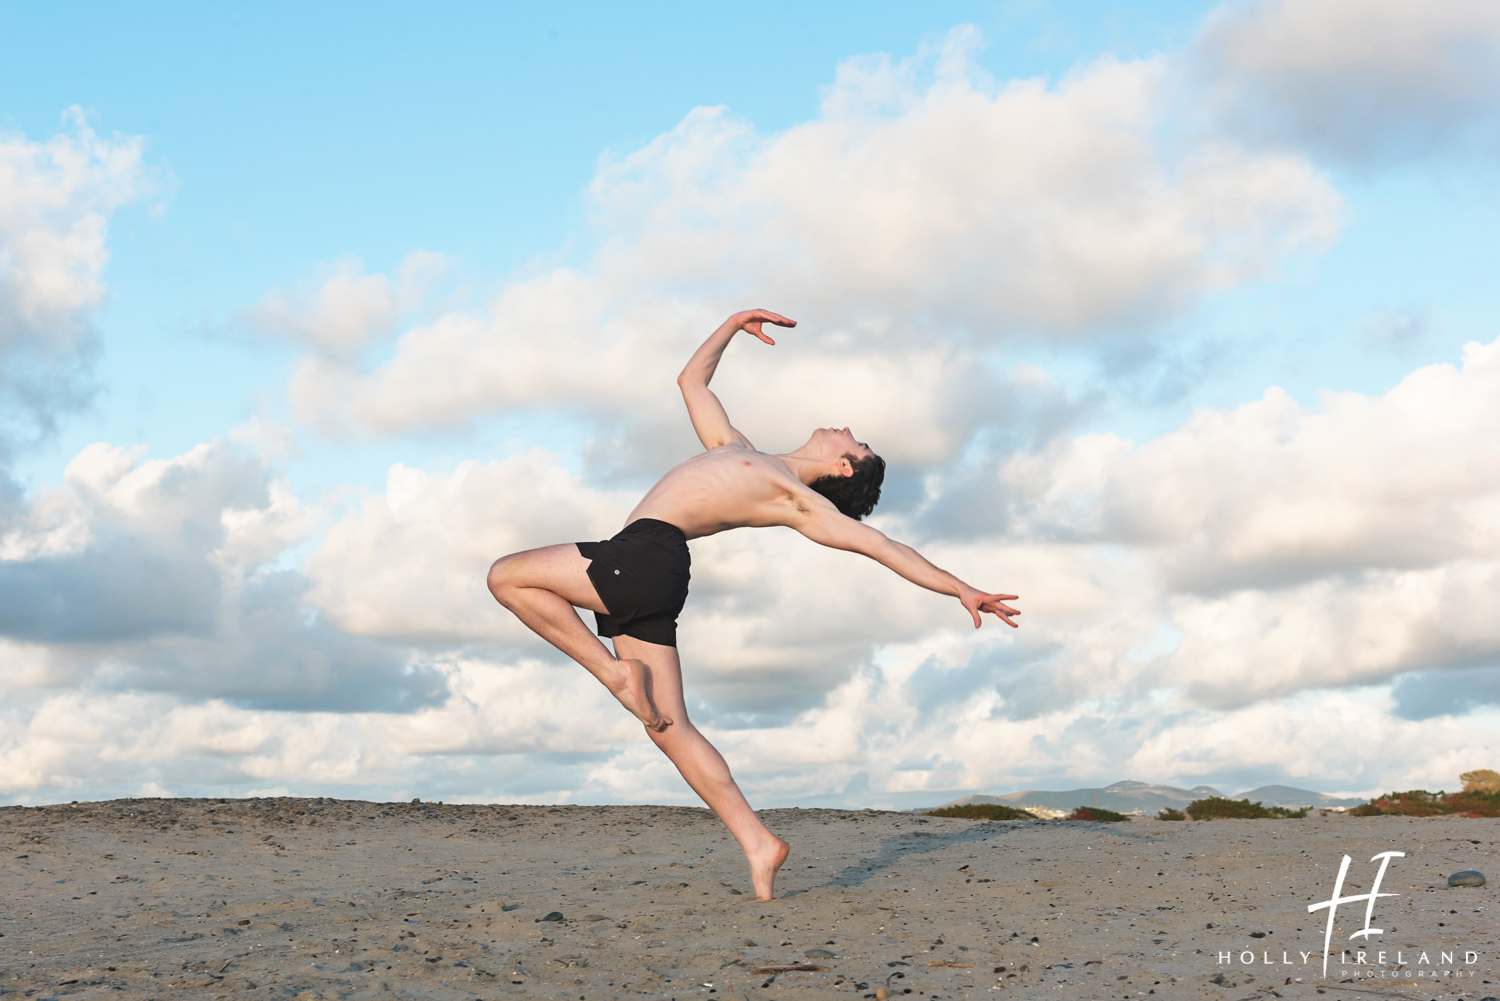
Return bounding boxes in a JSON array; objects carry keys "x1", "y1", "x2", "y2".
[{"x1": 1306, "y1": 851, "x2": 1404, "y2": 978}]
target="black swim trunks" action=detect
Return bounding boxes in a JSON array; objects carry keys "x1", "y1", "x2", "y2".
[{"x1": 576, "y1": 518, "x2": 691, "y2": 647}]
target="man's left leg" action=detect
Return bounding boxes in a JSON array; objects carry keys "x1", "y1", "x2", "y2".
[
  {"x1": 487, "y1": 544, "x2": 670, "y2": 731},
  {"x1": 611, "y1": 634, "x2": 789, "y2": 900}
]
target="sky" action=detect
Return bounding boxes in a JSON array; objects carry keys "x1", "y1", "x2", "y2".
[{"x1": 2, "y1": 0, "x2": 1499, "y2": 808}]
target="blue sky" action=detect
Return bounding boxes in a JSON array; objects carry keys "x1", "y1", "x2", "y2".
[{"x1": 2, "y1": 0, "x2": 1499, "y2": 807}]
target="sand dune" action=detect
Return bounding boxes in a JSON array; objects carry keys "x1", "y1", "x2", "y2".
[{"x1": 1, "y1": 797, "x2": 1493, "y2": 999}]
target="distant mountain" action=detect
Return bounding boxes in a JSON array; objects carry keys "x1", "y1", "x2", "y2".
[
  {"x1": 925, "y1": 779, "x2": 1368, "y2": 815},
  {"x1": 1230, "y1": 785, "x2": 1367, "y2": 809},
  {"x1": 931, "y1": 780, "x2": 1224, "y2": 814}
]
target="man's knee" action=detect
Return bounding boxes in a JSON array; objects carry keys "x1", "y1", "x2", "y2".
[{"x1": 486, "y1": 554, "x2": 523, "y2": 601}]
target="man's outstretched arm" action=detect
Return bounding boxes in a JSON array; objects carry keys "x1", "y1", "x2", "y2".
[
  {"x1": 677, "y1": 309, "x2": 796, "y2": 451},
  {"x1": 787, "y1": 499, "x2": 1020, "y2": 629}
]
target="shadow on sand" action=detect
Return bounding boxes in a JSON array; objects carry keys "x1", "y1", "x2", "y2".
[{"x1": 784, "y1": 820, "x2": 1163, "y2": 896}]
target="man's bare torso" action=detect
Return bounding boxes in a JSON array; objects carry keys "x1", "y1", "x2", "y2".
[{"x1": 627, "y1": 443, "x2": 813, "y2": 540}]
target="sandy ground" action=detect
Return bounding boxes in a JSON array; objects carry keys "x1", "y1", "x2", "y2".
[{"x1": 1, "y1": 798, "x2": 1495, "y2": 1000}]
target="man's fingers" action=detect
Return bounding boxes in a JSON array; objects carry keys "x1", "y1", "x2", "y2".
[
  {"x1": 753, "y1": 309, "x2": 796, "y2": 327},
  {"x1": 741, "y1": 319, "x2": 777, "y2": 345},
  {"x1": 740, "y1": 308, "x2": 797, "y2": 328}
]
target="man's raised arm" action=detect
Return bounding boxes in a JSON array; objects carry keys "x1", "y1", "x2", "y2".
[
  {"x1": 787, "y1": 498, "x2": 1020, "y2": 629},
  {"x1": 677, "y1": 309, "x2": 796, "y2": 451}
]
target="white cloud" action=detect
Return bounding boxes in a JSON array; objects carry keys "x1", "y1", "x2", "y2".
[
  {"x1": 0, "y1": 110, "x2": 147, "y2": 448},
  {"x1": 305, "y1": 450, "x2": 635, "y2": 642},
  {"x1": 276, "y1": 28, "x2": 1338, "y2": 447},
  {"x1": 0, "y1": 428, "x2": 436, "y2": 712},
  {"x1": 1001, "y1": 336, "x2": 1500, "y2": 584},
  {"x1": 1198, "y1": 0, "x2": 1500, "y2": 162},
  {"x1": 4, "y1": 644, "x2": 1492, "y2": 807},
  {"x1": 971, "y1": 334, "x2": 1500, "y2": 708},
  {"x1": 7, "y1": 330, "x2": 1500, "y2": 804},
  {"x1": 590, "y1": 37, "x2": 1336, "y2": 333},
  {"x1": 1162, "y1": 560, "x2": 1500, "y2": 708},
  {"x1": 242, "y1": 251, "x2": 449, "y2": 359}
]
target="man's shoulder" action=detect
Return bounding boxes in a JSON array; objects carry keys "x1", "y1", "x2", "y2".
[{"x1": 698, "y1": 446, "x2": 811, "y2": 504}]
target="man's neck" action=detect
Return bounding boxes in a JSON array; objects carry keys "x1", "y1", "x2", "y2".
[{"x1": 773, "y1": 450, "x2": 825, "y2": 486}]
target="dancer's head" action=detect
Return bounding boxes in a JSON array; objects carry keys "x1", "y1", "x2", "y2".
[{"x1": 805, "y1": 427, "x2": 885, "y2": 520}]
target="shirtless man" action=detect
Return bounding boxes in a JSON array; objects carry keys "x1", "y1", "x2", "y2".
[{"x1": 486, "y1": 309, "x2": 1020, "y2": 899}]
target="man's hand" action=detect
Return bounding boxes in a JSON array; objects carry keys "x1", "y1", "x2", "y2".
[
  {"x1": 679, "y1": 308, "x2": 796, "y2": 451},
  {"x1": 729, "y1": 308, "x2": 796, "y2": 345},
  {"x1": 960, "y1": 587, "x2": 1020, "y2": 629}
]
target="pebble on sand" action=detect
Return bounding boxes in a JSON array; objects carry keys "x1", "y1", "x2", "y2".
[{"x1": 1449, "y1": 870, "x2": 1486, "y2": 887}]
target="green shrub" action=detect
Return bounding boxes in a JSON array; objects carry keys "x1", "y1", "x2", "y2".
[
  {"x1": 926, "y1": 804, "x2": 1037, "y2": 821},
  {"x1": 1157, "y1": 807, "x2": 1186, "y2": 821},
  {"x1": 1352, "y1": 789, "x2": 1500, "y2": 818},
  {"x1": 1066, "y1": 806, "x2": 1128, "y2": 822},
  {"x1": 1185, "y1": 797, "x2": 1307, "y2": 820}
]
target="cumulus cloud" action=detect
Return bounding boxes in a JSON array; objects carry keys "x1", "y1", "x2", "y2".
[
  {"x1": 0, "y1": 428, "x2": 439, "y2": 713},
  {"x1": 6, "y1": 642, "x2": 1492, "y2": 807},
  {"x1": 589, "y1": 36, "x2": 1336, "y2": 333},
  {"x1": 0, "y1": 110, "x2": 147, "y2": 455},
  {"x1": 1197, "y1": 0, "x2": 1500, "y2": 163},
  {"x1": 8, "y1": 331, "x2": 1500, "y2": 803},
  {"x1": 306, "y1": 450, "x2": 635, "y2": 643},
  {"x1": 242, "y1": 251, "x2": 449, "y2": 360},
  {"x1": 0, "y1": 656, "x2": 686, "y2": 803},
  {"x1": 276, "y1": 28, "x2": 1338, "y2": 449},
  {"x1": 999, "y1": 336, "x2": 1500, "y2": 583},
  {"x1": 956, "y1": 333, "x2": 1500, "y2": 708}
]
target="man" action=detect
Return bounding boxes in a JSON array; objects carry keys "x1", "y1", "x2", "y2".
[{"x1": 487, "y1": 309, "x2": 1020, "y2": 899}]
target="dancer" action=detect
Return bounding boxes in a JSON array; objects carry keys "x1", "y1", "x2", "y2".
[{"x1": 487, "y1": 309, "x2": 1020, "y2": 899}]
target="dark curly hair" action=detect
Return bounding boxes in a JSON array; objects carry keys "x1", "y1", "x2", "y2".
[{"x1": 810, "y1": 452, "x2": 886, "y2": 520}]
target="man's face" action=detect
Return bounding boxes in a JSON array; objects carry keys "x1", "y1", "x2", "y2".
[{"x1": 812, "y1": 426, "x2": 873, "y2": 462}]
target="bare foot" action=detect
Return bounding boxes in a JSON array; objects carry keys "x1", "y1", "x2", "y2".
[
  {"x1": 607, "y1": 658, "x2": 672, "y2": 732},
  {"x1": 748, "y1": 834, "x2": 790, "y2": 900}
]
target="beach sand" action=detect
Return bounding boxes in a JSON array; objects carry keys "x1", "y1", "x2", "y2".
[{"x1": 2, "y1": 798, "x2": 1494, "y2": 999}]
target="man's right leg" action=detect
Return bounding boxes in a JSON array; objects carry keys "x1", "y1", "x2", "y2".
[
  {"x1": 486, "y1": 544, "x2": 671, "y2": 731},
  {"x1": 612, "y1": 633, "x2": 789, "y2": 900}
]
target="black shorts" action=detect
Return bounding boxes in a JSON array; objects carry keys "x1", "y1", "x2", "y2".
[{"x1": 576, "y1": 518, "x2": 691, "y2": 648}]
